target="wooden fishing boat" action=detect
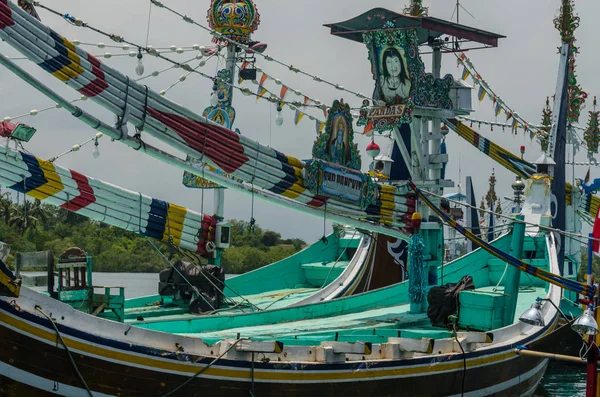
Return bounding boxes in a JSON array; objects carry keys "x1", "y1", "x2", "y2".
[
  {"x1": 0, "y1": 206, "x2": 566, "y2": 396},
  {"x1": 0, "y1": 153, "x2": 588, "y2": 396},
  {"x1": 0, "y1": 0, "x2": 597, "y2": 395}
]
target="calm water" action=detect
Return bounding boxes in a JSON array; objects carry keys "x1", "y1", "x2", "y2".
[{"x1": 90, "y1": 273, "x2": 587, "y2": 396}]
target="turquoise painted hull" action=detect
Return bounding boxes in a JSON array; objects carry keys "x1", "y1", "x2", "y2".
[
  {"x1": 122, "y1": 230, "x2": 372, "y2": 320},
  {"x1": 0, "y1": 228, "x2": 561, "y2": 397}
]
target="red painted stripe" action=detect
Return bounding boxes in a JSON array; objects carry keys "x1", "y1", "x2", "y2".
[
  {"x1": 147, "y1": 107, "x2": 248, "y2": 173},
  {"x1": 197, "y1": 216, "x2": 217, "y2": 254},
  {"x1": 77, "y1": 54, "x2": 108, "y2": 97},
  {"x1": 0, "y1": 0, "x2": 15, "y2": 30},
  {"x1": 306, "y1": 195, "x2": 327, "y2": 208},
  {"x1": 60, "y1": 170, "x2": 96, "y2": 211},
  {"x1": 473, "y1": 132, "x2": 479, "y2": 148}
]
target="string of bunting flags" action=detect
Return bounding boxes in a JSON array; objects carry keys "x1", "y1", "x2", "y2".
[
  {"x1": 238, "y1": 64, "x2": 370, "y2": 135},
  {"x1": 2, "y1": 54, "x2": 208, "y2": 123},
  {"x1": 456, "y1": 53, "x2": 546, "y2": 141},
  {"x1": 239, "y1": 65, "x2": 328, "y2": 134},
  {"x1": 457, "y1": 116, "x2": 544, "y2": 132},
  {"x1": 150, "y1": 0, "x2": 374, "y2": 104}
]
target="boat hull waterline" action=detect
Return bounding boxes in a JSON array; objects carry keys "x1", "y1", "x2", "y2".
[{"x1": 0, "y1": 293, "x2": 553, "y2": 397}]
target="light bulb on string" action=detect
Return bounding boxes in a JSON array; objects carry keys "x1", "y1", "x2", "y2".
[
  {"x1": 93, "y1": 143, "x2": 100, "y2": 159},
  {"x1": 275, "y1": 104, "x2": 284, "y2": 126},
  {"x1": 135, "y1": 47, "x2": 144, "y2": 76}
]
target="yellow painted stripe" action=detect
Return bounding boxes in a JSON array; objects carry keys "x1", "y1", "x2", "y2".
[
  {"x1": 285, "y1": 155, "x2": 303, "y2": 169},
  {"x1": 281, "y1": 184, "x2": 305, "y2": 199},
  {"x1": 162, "y1": 204, "x2": 186, "y2": 246},
  {"x1": 0, "y1": 309, "x2": 552, "y2": 382},
  {"x1": 0, "y1": 273, "x2": 20, "y2": 297},
  {"x1": 28, "y1": 160, "x2": 65, "y2": 201},
  {"x1": 50, "y1": 36, "x2": 85, "y2": 82}
]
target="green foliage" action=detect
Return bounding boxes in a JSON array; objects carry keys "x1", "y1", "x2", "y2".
[
  {"x1": 579, "y1": 249, "x2": 600, "y2": 282},
  {"x1": 0, "y1": 194, "x2": 305, "y2": 274}
]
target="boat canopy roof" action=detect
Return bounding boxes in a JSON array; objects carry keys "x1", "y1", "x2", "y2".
[{"x1": 324, "y1": 8, "x2": 505, "y2": 48}]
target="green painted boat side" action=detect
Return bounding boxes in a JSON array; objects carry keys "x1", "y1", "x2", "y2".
[
  {"x1": 132, "y1": 232, "x2": 525, "y2": 335},
  {"x1": 123, "y1": 232, "x2": 355, "y2": 311},
  {"x1": 225, "y1": 232, "x2": 344, "y2": 296}
]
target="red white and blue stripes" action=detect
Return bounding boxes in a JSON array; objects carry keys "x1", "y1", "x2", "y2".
[
  {"x1": 0, "y1": 0, "x2": 415, "y2": 234},
  {"x1": 0, "y1": 144, "x2": 216, "y2": 256}
]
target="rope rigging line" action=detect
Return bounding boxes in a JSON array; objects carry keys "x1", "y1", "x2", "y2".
[
  {"x1": 423, "y1": 186, "x2": 600, "y2": 244},
  {"x1": 161, "y1": 338, "x2": 245, "y2": 397},
  {"x1": 149, "y1": 0, "x2": 374, "y2": 103},
  {"x1": 143, "y1": 233, "x2": 217, "y2": 312},
  {"x1": 35, "y1": 305, "x2": 94, "y2": 397},
  {"x1": 173, "y1": 245, "x2": 261, "y2": 312},
  {"x1": 408, "y1": 180, "x2": 597, "y2": 298},
  {"x1": 2, "y1": 53, "x2": 209, "y2": 122},
  {"x1": 0, "y1": 11, "x2": 415, "y2": 239},
  {"x1": 5, "y1": 48, "x2": 200, "y2": 60},
  {"x1": 455, "y1": 52, "x2": 547, "y2": 140},
  {"x1": 29, "y1": 1, "x2": 328, "y2": 115}
]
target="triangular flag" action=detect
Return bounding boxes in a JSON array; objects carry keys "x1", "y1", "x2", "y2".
[
  {"x1": 238, "y1": 61, "x2": 249, "y2": 84},
  {"x1": 280, "y1": 85, "x2": 289, "y2": 101},
  {"x1": 460, "y1": 53, "x2": 466, "y2": 60},
  {"x1": 323, "y1": 108, "x2": 327, "y2": 118},
  {"x1": 461, "y1": 67, "x2": 470, "y2": 80},
  {"x1": 294, "y1": 109, "x2": 305, "y2": 125},
  {"x1": 303, "y1": 96, "x2": 309, "y2": 105},
  {"x1": 506, "y1": 111, "x2": 513, "y2": 121},
  {"x1": 592, "y1": 207, "x2": 600, "y2": 257},
  {"x1": 315, "y1": 120, "x2": 325, "y2": 134},
  {"x1": 494, "y1": 103, "x2": 502, "y2": 116},
  {"x1": 585, "y1": 167, "x2": 591, "y2": 184},
  {"x1": 512, "y1": 118, "x2": 519, "y2": 131},
  {"x1": 259, "y1": 73, "x2": 268, "y2": 86},
  {"x1": 363, "y1": 120, "x2": 374, "y2": 135},
  {"x1": 478, "y1": 86, "x2": 486, "y2": 102},
  {"x1": 256, "y1": 85, "x2": 267, "y2": 100}
]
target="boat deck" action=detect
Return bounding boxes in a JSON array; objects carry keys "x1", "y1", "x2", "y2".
[
  {"x1": 176, "y1": 286, "x2": 547, "y2": 345},
  {"x1": 227, "y1": 287, "x2": 320, "y2": 311},
  {"x1": 124, "y1": 286, "x2": 320, "y2": 322}
]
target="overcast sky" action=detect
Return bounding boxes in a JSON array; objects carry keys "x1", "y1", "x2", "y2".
[{"x1": 1, "y1": 0, "x2": 599, "y2": 242}]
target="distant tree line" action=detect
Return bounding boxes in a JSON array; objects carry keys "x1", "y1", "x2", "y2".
[{"x1": 0, "y1": 192, "x2": 306, "y2": 274}]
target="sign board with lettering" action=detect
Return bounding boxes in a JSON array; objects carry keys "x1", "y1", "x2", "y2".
[
  {"x1": 357, "y1": 20, "x2": 454, "y2": 133},
  {"x1": 304, "y1": 99, "x2": 378, "y2": 209}
]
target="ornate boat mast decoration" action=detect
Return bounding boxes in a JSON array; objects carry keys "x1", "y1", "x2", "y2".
[
  {"x1": 207, "y1": 0, "x2": 261, "y2": 44},
  {"x1": 554, "y1": 0, "x2": 586, "y2": 124},
  {"x1": 184, "y1": 0, "x2": 260, "y2": 189},
  {"x1": 358, "y1": 20, "x2": 453, "y2": 133},
  {"x1": 584, "y1": 96, "x2": 600, "y2": 157},
  {"x1": 404, "y1": 0, "x2": 428, "y2": 17},
  {"x1": 304, "y1": 100, "x2": 378, "y2": 209},
  {"x1": 202, "y1": 69, "x2": 236, "y2": 128},
  {"x1": 539, "y1": 97, "x2": 552, "y2": 152},
  {"x1": 485, "y1": 172, "x2": 497, "y2": 210}
]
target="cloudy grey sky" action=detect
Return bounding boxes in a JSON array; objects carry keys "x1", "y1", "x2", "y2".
[{"x1": 1, "y1": 0, "x2": 598, "y2": 242}]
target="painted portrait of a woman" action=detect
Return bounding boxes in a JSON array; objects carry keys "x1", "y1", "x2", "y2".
[{"x1": 378, "y1": 46, "x2": 411, "y2": 104}]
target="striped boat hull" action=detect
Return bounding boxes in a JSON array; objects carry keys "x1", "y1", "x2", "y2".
[{"x1": 0, "y1": 292, "x2": 553, "y2": 397}]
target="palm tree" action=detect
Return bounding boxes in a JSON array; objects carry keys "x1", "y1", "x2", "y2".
[
  {"x1": 8, "y1": 199, "x2": 49, "y2": 234},
  {"x1": 0, "y1": 192, "x2": 13, "y2": 224}
]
